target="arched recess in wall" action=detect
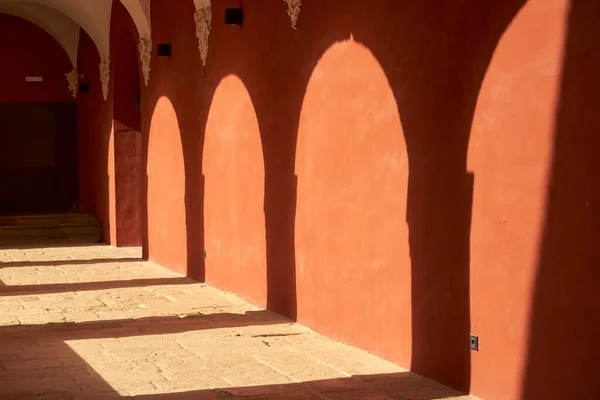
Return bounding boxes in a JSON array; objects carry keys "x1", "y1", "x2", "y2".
[
  {"x1": 294, "y1": 37, "x2": 411, "y2": 363},
  {"x1": 147, "y1": 96, "x2": 187, "y2": 274},
  {"x1": 203, "y1": 74, "x2": 267, "y2": 307}
]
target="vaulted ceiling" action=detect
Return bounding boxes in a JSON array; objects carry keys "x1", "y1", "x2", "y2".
[
  {"x1": 0, "y1": 0, "x2": 152, "y2": 67},
  {"x1": 0, "y1": 0, "x2": 300, "y2": 93}
]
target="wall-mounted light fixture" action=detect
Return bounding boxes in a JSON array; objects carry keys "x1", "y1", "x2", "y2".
[
  {"x1": 79, "y1": 84, "x2": 90, "y2": 93},
  {"x1": 225, "y1": 8, "x2": 243, "y2": 26},
  {"x1": 157, "y1": 43, "x2": 172, "y2": 57}
]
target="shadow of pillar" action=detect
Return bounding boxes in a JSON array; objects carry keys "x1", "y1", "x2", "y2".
[
  {"x1": 522, "y1": 0, "x2": 600, "y2": 398},
  {"x1": 264, "y1": 166, "x2": 298, "y2": 320}
]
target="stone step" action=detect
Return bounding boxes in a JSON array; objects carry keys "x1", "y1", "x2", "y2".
[
  {"x1": 0, "y1": 212, "x2": 98, "y2": 227},
  {"x1": 0, "y1": 213, "x2": 102, "y2": 245}
]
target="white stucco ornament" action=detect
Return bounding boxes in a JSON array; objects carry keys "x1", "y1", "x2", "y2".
[
  {"x1": 138, "y1": 37, "x2": 152, "y2": 86},
  {"x1": 283, "y1": 0, "x2": 302, "y2": 29},
  {"x1": 194, "y1": 3, "x2": 212, "y2": 67},
  {"x1": 99, "y1": 58, "x2": 110, "y2": 101},
  {"x1": 65, "y1": 68, "x2": 79, "y2": 98}
]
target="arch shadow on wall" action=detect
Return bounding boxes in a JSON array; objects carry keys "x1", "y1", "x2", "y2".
[
  {"x1": 142, "y1": 0, "x2": 206, "y2": 280},
  {"x1": 187, "y1": 0, "x2": 528, "y2": 393},
  {"x1": 142, "y1": 1, "x2": 600, "y2": 398},
  {"x1": 101, "y1": 0, "x2": 599, "y2": 397},
  {"x1": 521, "y1": 0, "x2": 600, "y2": 398}
]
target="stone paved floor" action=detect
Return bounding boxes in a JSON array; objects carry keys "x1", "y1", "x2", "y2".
[{"x1": 0, "y1": 245, "x2": 475, "y2": 400}]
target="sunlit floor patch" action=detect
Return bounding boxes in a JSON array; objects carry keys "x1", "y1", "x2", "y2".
[{"x1": 0, "y1": 245, "x2": 474, "y2": 399}]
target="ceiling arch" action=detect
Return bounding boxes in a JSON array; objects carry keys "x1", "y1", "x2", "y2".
[
  {"x1": 0, "y1": 0, "x2": 112, "y2": 59},
  {"x1": 119, "y1": 0, "x2": 151, "y2": 39},
  {"x1": 0, "y1": 0, "x2": 154, "y2": 97},
  {"x1": 0, "y1": 2, "x2": 80, "y2": 67}
]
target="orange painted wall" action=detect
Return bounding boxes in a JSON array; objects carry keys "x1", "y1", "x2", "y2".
[
  {"x1": 203, "y1": 75, "x2": 267, "y2": 307},
  {"x1": 74, "y1": 0, "x2": 599, "y2": 399},
  {"x1": 295, "y1": 39, "x2": 412, "y2": 365},
  {"x1": 143, "y1": 0, "x2": 200, "y2": 276},
  {"x1": 468, "y1": 1, "x2": 570, "y2": 398},
  {"x1": 147, "y1": 97, "x2": 187, "y2": 274}
]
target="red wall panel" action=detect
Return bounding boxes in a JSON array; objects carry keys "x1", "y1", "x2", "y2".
[
  {"x1": 111, "y1": 0, "x2": 143, "y2": 247},
  {"x1": 78, "y1": 0, "x2": 600, "y2": 399},
  {"x1": 0, "y1": 14, "x2": 73, "y2": 103}
]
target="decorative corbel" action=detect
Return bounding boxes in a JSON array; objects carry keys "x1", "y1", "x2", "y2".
[
  {"x1": 139, "y1": 37, "x2": 152, "y2": 86},
  {"x1": 194, "y1": 3, "x2": 212, "y2": 67},
  {"x1": 65, "y1": 68, "x2": 79, "y2": 98},
  {"x1": 283, "y1": 0, "x2": 302, "y2": 29},
  {"x1": 99, "y1": 58, "x2": 110, "y2": 101}
]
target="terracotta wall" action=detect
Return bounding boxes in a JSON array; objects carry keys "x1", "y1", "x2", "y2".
[{"x1": 76, "y1": 0, "x2": 599, "y2": 399}]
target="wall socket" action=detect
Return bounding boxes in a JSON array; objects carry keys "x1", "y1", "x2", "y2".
[{"x1": 470, "y1": 335, "x2": 479, "y2": 351}]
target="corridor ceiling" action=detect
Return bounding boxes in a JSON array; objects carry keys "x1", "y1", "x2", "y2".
[{"x1": 0, "y1": 0, "x2": 152, "y2": 67}]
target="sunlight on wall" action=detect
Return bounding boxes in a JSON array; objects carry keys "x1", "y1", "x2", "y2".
[
  {"x1": 295, "y1": 37, "x2": 412, "y2": 365},
  {"x1": 203, "y1": 75, "x2": 267, "y2": 307},
  {"x1": 466, "y1": 0, "x2": 569, "y2": 396},
  {"x1": 147, "y1": 96, "x2": 187, "y2": 274}
]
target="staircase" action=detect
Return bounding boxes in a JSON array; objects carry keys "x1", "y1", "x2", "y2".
[{"x1": 0, "y1": 213, "x2": 102, "y2": 246}]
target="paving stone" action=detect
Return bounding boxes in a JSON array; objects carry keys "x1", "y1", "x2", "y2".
[
  {"x1": 0, "y1": 245, "x2": 475, "y2": 400},
  {"x1": 3, "y1": 358, "x2": 64, "y2": 370}
]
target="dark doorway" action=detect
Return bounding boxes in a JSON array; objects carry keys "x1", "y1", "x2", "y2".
[{"x1": 0, "y1": 102, "x2": 79, "y2": 214}]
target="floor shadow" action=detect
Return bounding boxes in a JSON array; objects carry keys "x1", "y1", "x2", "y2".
[
  {"x1": 0, "y1": 310, "x2": 284, "y2": 340},
  {"x1": 0, "y1": 306, "x2": 465, "y2": 399},
  {"x1": 132, "y1": 372, "x2": 463, "y2": 400},
  {"x1": 0, "y1": 277, "x2": 192, "y2": 296},
  {"x1": 0, "y1": 258, "x2": 142, "y2": 268},
  {"x1": 521, "y1": 0, "x2": 600, "y2": 399},
  {"x1": 0, "y1": 310, "x2": 312, "y2": 399}
]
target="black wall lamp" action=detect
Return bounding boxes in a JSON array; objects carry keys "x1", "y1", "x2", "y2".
[
  {"x1": 79, "y1": 84, "x2": 90, "y2": 93},
  {"x1": 157, "y1": 43, "x2": 172, "y2": 57},
  {"x1": 225, "y1": 8, "x2": 243, "y2": 26}
]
